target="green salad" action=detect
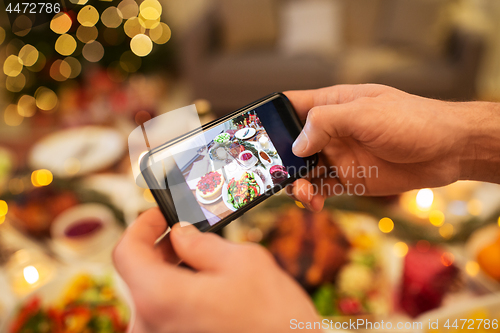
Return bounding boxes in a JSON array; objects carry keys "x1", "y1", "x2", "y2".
[{"x1": 227, "y1": 172, "x2": 260, "y2": 209}]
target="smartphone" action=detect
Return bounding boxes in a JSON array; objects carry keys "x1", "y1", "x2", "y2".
[{"x1": 140, "y1": 93, "x2": 317, "y2": 233}]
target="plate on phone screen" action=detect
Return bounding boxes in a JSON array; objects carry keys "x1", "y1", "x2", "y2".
[
  {"x1": 222, "y1": 171, "x2": 265, "y2": 211},
  {"x1": 235, "y1": 128, "x2": 256, "y2": 140}
]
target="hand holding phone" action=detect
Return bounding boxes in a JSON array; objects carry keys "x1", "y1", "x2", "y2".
[{"x1": 140, "y1": 93, "x2": 317, "y2": 232}]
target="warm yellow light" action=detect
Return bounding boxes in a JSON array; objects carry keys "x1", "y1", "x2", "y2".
[
  {"x1": 150, "y1": 22, "x2": 171, "y2": 44},
  {"x1": 78, "y1": 5, "x2": 99, "y2": 27},
  {"x1": 429, "y1": 210, "x2": 445, "y2": 227},
  {"x1": 55, "y1": 34, "x2": 77, "y2": 56},
  {"x1": 0, "y1": 27, "x2": 5, "y2": 45},
  {"x1": 143, "y1": 189, "x2": 156, "y2": 203},
  {"x1": 295, "y1": 201, "x2": 305, "y2": 209},
  {"x1": 3, "y1": 55, "x2": 23, "y2": 77},
  {"x1": 35, "y1": 87, "x2": 58, "y2": 111},
  {"x1": 61, "y1": 57, "x2": 82, "y2": 79},
  {"x1": 378, "y1": 217, "x2": 394, "y2": 233},
  {"x1": 467, "y1": 199, "x2": 482, "y2": 216},
  {"x1": 0, "y1": 215, "x2": 5, "y2": 225},
  {"x1": 498, "y1": 216, "x2": 500, "y2": 227},
  {"x1": 140, "y1": 0, "x2": 162, "y2": 20},
  {"x1": 6, "y1": 74, "x2": 26, "y2": 92},
  {"x1": 76, "y1": 25, "x2": 98, "y2": 43},
  {"x1": 119, "y1": 51, "x2": 141, "y2": 72},
  {"x1": 4, "y1": 104, "x2": 24, "y2": 127},
  {"x1": 82, "y1": 41, "x2": 104, "y2": 62},
  {"x1": 101, "y1": 6, "x2": 123, "y2": 28},
  {"x1": 118, "y1": 0, "x2": 139, "y2": 19},
  {"x1": 23, "y1": 266, "x2": 39, "y2": 285},
  {"x1": 416, "y1": 188, "x2": 433, "y2": 209},
  {"x1": 8, "y1": 178, "x2": 25, "y2": 195},
  {"x1": 465, "y1": 261, "x2": 480, "y2": 276},
  {"x1": 130, "y1": 34, "x2": 153, "y2": 57},
  {"x1": 17, "y1": 95, "x2": 37, "y2": 117},
  {"x1": 441, "y1": 252, "x2": 454, "y2": 266},
  {"x1": 64, "y1": 157, "x2": 81, "y2": 175},
  {"x1": 50, "y1": 59, "x2": 66, "y2": 82},
  {"x1": 50, "y1": 12, "x2": 72, "y2": 34},
  {"x1": 70, "y1": 0, "x2": 88, "y2": 4},
  {"x1": 439, "y1": 223, "x2": 454, "y2": 239},
  {"x1": 393, "y1": 242, "x2": 409, "y2": 257},
  {"x1": 0, "y1": 200, "x2": 8, "y2": 216},
  {"x1": 18, "y1": 44, "x2": 39, "y2": 67},
  {"x1": 138, "y1": 14, "x2": 160, "y2": 29},
  {"x1": 124, "y1": 17, "x2": 145, "y2": 38},
  {"x1": 31, "y1": 169, "x2": 53, "y2": 187},
  {"x1": 27, "y1": 52, "x2": 46, "y2": 72}
]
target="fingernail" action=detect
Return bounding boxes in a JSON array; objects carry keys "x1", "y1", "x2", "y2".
[
  {"x1": 292, "y1": 131, "x2": 308, "y2": 154},
  {"x1": 174, "y1": 223, "x2": 198, "y2": 237}
]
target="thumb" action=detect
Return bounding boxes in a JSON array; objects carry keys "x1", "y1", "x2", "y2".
[
  {"x1": 170, "y1": 223, "x2": 235, "y2": 271},
  {"x1": 292, "y1": 105, "x2": 353, "y2": 157}
]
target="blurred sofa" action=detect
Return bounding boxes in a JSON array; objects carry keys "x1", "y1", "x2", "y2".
[{"x1": 180, "y1": 0, "x2": 485, "y2": 114}]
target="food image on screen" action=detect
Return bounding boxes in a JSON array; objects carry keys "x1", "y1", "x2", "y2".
[
  {"x1": 196, "y1": 171, "x2": 224, "y2": 201},
  {"x1": 166, "y1": 106, "x2": 291, "y2": 226},
  {"x1": 227, "y1": 172, "x2": 260, "y2": 209}
]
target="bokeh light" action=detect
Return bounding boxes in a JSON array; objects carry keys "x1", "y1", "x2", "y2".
[
  {"x1": 416, "y1": 188, "x2": 434, "y2": 209},
  {"x1": 441, "y1": 252, "x2": 455, "y2": 266},
  {"x1": 150, "y1": 22, "x2": 171, "y2": 44},
  {"x1": 119, "y1": 51, "x2": 141, "y2": 72},
  {"x1": 64, "y1": 157, "x2": 81, "y2": 175},
  {"x1": 17, "y1": 95, "x2": 37, "y2": 117},
  {"x1": 143, "y1": 189, "x2": 155, "y2": 203},
  {"x1": 78, "y1": 5, "x2": 99, "y2": 27},
  {"x1": 60, "y1": 57, "x2": 82, "y2": 79},
  {"x1": 82, "y1": 41, "x2": 105, "y2": 62},
  {"x1": 70, "y1": 0, "x2": 88, "y2": 4},
  {"x1": 124, "y1": 17, "x2": 145, "y2": 38},
  {"x1": 13, "y1": 15, "x2": 32, "y2": 37},
  {"x1": 18, "y1": 44, "x2": 39, "y2": 67},
  {"x1": 3, "y1": 55, "x2": 23, "y2": 77},
  {"x1": 467, "y1": 199, "x2": 482, "y2": 216},
  {"x1": 378, "y1": 217, "x2": 394, "y2": 233},
  {"x1": 4, "y1": 104, "x2": 24, "y2": 127},
  {"x1": 103, "y1": 28, "x2": 125, "y2": 46},
  {"x1": 76, "y1": 25, "x2": 99, "y2": 43},
  {"x1": 393, "y1": 242, "x2": 409, "y2": 257},
  {"x1": 439, "y1": 223, "x2": 454, "y2": 239},
  {"x1": 118, "y1": 0, "x2": 139, "y2": 19},
  {"x1": 50, "y1": 12, "x2": 72, "y2": 34},
  {"x1": 23, "y1": 266, "x2": 39, "y2": 284},
  {"x1": 8, "y1": 178, "x2": 25, "y2": 195},
  {"x1": 465, "y1": 261, "x2": 480, "y2": 276},
  {"x1": 27, "y1": 52, "x2": 46, "y2": 72},
  {"x1": 429, "y1": 210, "x2": 445, "y2": 227},
  {"x1": 140, "y1": 0, "x2": 162, "y2": 20},
  {"x1": 130, "y1": 34, "x2": 153, "y2": 57},
  {"x1": 0, "y1": 200, "x2": 8, "y2": 216},
  {"x1": 102, "y1": 6, "x2": 123, "y2": 28},
  {"x1": 6, "y1": 74, "x2": 26, "y2": 92},
  {"x1": 138, "y1": 14, "x2": 160, "y2": 29},
  {"x1": 0, "y1": 27, "x2": 5, "y2": 45},
  {"x1": 50, "y1": 59, "x2": 67, "y2": 81},
  {"x1": 498, "y1": 216, "x2": 500, "y2": 227},
  {"x1": 55, "y1": 34, "x2": 77, "y2": 56},
  {"x1": 31, "y1": 169, "x2": 53, "y2": 187},
  {"x1": 35, "y1": 87, "x2": 58, "y2": 111}
]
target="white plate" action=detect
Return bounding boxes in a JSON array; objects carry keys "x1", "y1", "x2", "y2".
[
  {"x1": 235, "y1": 128, "x2": 256, "y2": 140},
  {"x1": 29, "y1": 126, "x2": 125, "y2": 178},
  {"x1": 196, "y1": 191, "x2": 223, "y2": 205},
  {"x1": 222, "y1": 171, "x2": 264, "y2": 211}
]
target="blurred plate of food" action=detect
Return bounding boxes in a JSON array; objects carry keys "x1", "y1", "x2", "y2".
[
  {"x1": 222, "y1": 171, "x2": 263, "y2": 211},
  {"x1": 29, "y1": 126, "x2": 125, "y2": 178},
  {"x1": 235, "y1": 128, "x2": 256, "y2": 140},
  {"x1": 4, "y1": 264, "x2": 132, "y2": 333},
  {"x1": 465, "y1": 223, "x2": 500, "y2": 291}
]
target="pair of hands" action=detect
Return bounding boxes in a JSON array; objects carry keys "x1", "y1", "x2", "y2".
[{"x1": 114, "y1": 84, "x2": 499, "y2": 332}]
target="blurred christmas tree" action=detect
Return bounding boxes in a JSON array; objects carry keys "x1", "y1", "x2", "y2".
[{"x1": 1, "y1": 0, "x2": 175, "y2": 117}]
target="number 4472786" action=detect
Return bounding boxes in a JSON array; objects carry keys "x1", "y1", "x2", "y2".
[
  {"x1": 6, "y1": 2, "x2": 61, "y2": 14},
  {"x1": 444, "y1": 319, "x2": 498, "y2": 330}
]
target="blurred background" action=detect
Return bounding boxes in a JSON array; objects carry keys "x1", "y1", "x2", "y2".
[{"x1": 1, "y1": 0, "x2": 500, "y2": 332}]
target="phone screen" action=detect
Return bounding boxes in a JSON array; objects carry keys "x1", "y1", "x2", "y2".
[{"x1": 144, "y1": 94, "x2": 314, "y2": 232}]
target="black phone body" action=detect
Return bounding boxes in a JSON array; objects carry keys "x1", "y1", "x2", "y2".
[{"x1": 140, "y1": 93, "x2": 317, "y2": 233}]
